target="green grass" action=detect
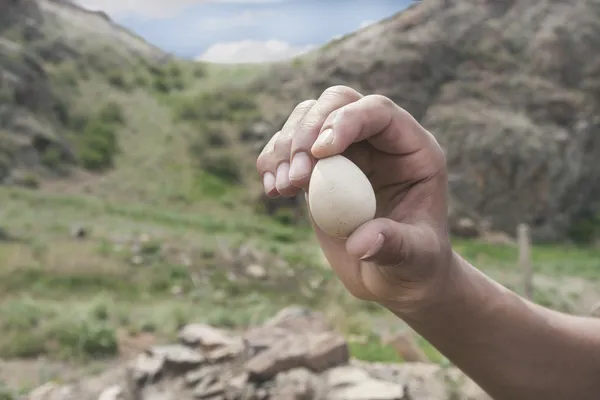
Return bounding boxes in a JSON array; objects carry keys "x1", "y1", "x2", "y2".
[
  {"x1": 1, "y1": 184, "x2": 600, "y2": 366},
  {"x1": 453, "y1": 239, "x2": 600, "y2": 280},
  {"x1": 2, "y1": 14, "x2": 600, "y2": 389}
]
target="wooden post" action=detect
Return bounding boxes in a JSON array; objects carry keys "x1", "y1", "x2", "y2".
[{"x1": 517, "y1": 223, "x2": 533, "y2": 300}]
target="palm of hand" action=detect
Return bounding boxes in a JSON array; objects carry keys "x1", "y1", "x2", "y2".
[{"x1": 307, "y1": 140, "x2": 447, "y2": 305}]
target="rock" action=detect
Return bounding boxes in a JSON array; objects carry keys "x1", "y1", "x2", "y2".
[
  {"x1": 130, "y1": 352, "x2": 164, "y2": 383},
  {"x1": 262, "y1": 306, "x2": 332, "y2": 333},
  {"x1": 329, "y1": 379, "x2": 405, "y2": 400},
  {"x1": 271, "y1": 368, "x2": 322, "y2": 400},
  {"x1": 28, "y1": 382, "x2": 60, "y2": 400},
  {"x1": 327, "y1": 366, "x2": 405, "y2": 400},
  {"x1": 193, "y1": 378, "x2": 224, "y2": 399},
  {"x1": 70, "y1": 224, "x2": 88, "y2": 239},
  {"x1": 205, "y1": 339, "x2": 246, "y2": 363},
  {"x1": 304, "y1": 332, "x2": 349, "y2": 372},
  {"x1": 149, "y1": 344, "x2": 205, "y2": 372},
  {"x1": 25, "y1": 307, "x2": 487, "y2": 400},
  {"x1": 245, "y1": 336, "x2": 308, "y2": 381},
  {"x1": 245, "y1": 264, "x2": 267, "y2": 279},
  {"x1": 178, "y1": 323, "x2": 236, "y2": 350},
  {"x1": 246, "y1": 331, "x2": 349, "y2": 381},
  {"x1": 185, "y1": 365, "x2": 222, "y2": 387},
  {"x1": 97, "y1": 385, "x2": 122, "y2": 400},
  {"x1": 450, "y1": 218, "x2": 481, "y2": 239}
]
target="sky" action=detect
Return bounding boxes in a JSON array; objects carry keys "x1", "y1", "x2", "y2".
[{"x1": 75, "y1": 0, "x2": 412, "y2": 63}]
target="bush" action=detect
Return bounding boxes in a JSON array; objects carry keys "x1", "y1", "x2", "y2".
[
  {"x1": 201, "y1": 152, "x2": 242, "y2": 183},
  {"x1": 78, "y1": 118, "x2": 118, "y2": 171},
  {"x1": 106, "y1": 71, "x2": 128, "y2": 89},
  {"x1": 153, "y1": 76, "x2": 170, "y2": 93},
  {"x1": 173, "y1": 90, "x2": 257, "y2": 123},
  {"x1": 567, "y1": 208, "x2": 600, "y2": 245},
  {"x1": 98, "y1": 101, "x2": 125, "y2": 125},
  {"x1": 48, "y1": 318, "x2": 118, "y2": 360}
]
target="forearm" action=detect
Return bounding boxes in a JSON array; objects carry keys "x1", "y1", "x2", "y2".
[{"x1": 389, "y1": 251, "x2": 600, "y2": 400}]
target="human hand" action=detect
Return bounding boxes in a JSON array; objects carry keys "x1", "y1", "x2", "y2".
[{"x1": 256, "y1": 86, "x2": 453, "y2": 314}]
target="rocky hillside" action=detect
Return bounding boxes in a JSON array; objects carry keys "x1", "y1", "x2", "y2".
[
  {"x1": 4, "y1": 0, "x2": 600, "y2": 242},
  {"x1": 0, "y1": 0, "x2": 169, "y2": 183},
  {"x1": 242, "y1": 0, "x2": 600, "y2": 242}
]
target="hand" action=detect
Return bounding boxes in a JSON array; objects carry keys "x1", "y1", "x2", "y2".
[{"x1": 256, "y1": 86, "x2": 453, "y2": 314}]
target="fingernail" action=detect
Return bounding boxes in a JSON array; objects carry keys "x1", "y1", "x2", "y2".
[
  {"x1": 332, "y1": 108, "x2": 344, "y2": 125},
  {"x1": 289, "y1": 152, "x2": 311, "y2": 180},
  {"x1": 276, "y1": 162, "x2": 291, "y2": 189},
  {"x1": 263, "y1": 172, "x2": 275, "y2": 193},
  {"x1": 360, "y1": 233, "x2": 385, "y2": 260},
  {"x1": 313, "y1": 128, "x2": 334, "y2": 149}
]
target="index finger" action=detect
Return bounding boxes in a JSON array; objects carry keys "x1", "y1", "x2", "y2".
[
  {"x1": 310, "y1": 94, "x2": 435, "y2": 159},
  {"x1": 288, "y1": 85, "x2": 362, "y2": 187}
]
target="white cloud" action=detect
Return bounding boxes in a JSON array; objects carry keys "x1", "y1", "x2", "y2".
[
  {"x1": 196, "y1": 39, "x2": 313, "y2": 63},
  {"x1": 359, "y1": 20, "x2": 375, "y2": 29},
  {"x1": 75, "y1": 0, "x2": 291, "y2": 19},
  {"x1": 199, "y1": 10, "x2": 275, "y2": 30}
]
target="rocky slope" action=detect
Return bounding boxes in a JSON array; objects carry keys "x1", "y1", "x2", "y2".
[
  {"x1": 247, "y1": 0, "x2": 600, "y2": 242},
  {"x1": 0, "y1": 0, "x2": 168, "y2": 184}
]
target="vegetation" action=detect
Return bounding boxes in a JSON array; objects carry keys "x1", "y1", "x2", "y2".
[{"x1": 1, "y1": 4, "x2": 600, "y2": 395}]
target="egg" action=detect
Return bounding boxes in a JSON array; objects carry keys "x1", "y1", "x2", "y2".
[{"x1": 308, "y1": 154, "x2": 376, "y2": 238}]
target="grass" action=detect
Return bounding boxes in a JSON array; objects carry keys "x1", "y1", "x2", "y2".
[
  {"x1": 1, "y1": 184, "x2": 600, "y2": 369},
  {"x1": 2, "y1": 11, "x2": 600, "y2": 395}
]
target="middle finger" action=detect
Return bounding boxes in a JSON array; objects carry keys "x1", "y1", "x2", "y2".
[{"x1": 289, "y1": 85, "x2": 363, "y2": 189}]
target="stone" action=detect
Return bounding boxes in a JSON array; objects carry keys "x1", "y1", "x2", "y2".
[
  {"x1": 194, "y1": 378, "x2": 225, "y2": 399},
  {"x1": 245, "y1": 331, "x2": 349, "y2": 381},
  {"x1": 245, "y1": 336, "x2": 307, "y2": 381},
  {"x1": 70, "y1": 224, "x2": 87, "y2": 239},
  {"x1": 97, "y1": 385, "x2": 123, "y2": 400},
  {"x1": 305, "y1": 332, "x2": 349, "y2": 372},
  {"x1": 451, "y1": 218, "x2": 480, "y2": 239},
  {"x1": 130, "y1": 352, "x2": 165, "y2": 383},
  {"x1": 149, "y1": 344, "x2": 205, "y2": 372},
  {"x1": 326, "y1": 366, "x2": 371, "y2": 387},
  {"x1": 185, "y1": 365, "x2": 222, "y2": 387},
  {"x1": 328, "y1": 379, "x2": 405, "y2": 400},
  {"x1": 179, "y1": 323, "x2": 236, "y2": 350},
  {"x1": 245, "y1": 264, "x2": 267, "y2": 279},
  {"x1": 271, "y1": 368, "x2": 322, "y2": 400}
]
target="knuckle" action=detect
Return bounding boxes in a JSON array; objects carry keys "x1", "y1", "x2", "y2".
[
  {"x1": 294, "y1": 99, "x2": 317, "y2": 111},
  {"x1": 272, "y1": 134, "x2": 292, "y2": 156},
  {"x1": 320, "y1": 85, "x2": 360, "y2": 101},
  {"x1": 297, "y1": 116, "x2": 321, "y2": 132},
  {"x1": 367, "y1": 94, "x2": 396, "y2": 110}
]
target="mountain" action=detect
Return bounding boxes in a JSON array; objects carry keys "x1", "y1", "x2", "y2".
[
  {"x1": 242, "y1": 0, "x2": 600, "y2": 242},
  {"x1": 2, "y1": 0, "x2": 600, "y2": 244},
  {"x1": 2, "y1": 0, "x2": 600, "y2": 396}
]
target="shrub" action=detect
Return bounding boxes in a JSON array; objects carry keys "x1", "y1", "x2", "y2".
[
  {"x1": 78, "y1": 118, "x2": 118, "y2": 171},
  {"x1": 98, "y1": 101, "x2": 125, "y2": 125},
  {"x1": 201, "y1": 152, "x2": 242, "y2": 183}
]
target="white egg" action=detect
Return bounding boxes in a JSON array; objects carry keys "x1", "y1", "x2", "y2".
[{"x1": 308, "y1": 155, "x2": 376, "y2": 238}]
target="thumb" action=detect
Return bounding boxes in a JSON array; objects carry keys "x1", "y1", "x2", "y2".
[{"x1": 345, "y1": 218, "x2": 433, "y2": 267}]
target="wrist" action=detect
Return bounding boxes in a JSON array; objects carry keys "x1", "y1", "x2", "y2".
[{"x1": 382, "y1": 249, "x2": 508, "y2": 327}]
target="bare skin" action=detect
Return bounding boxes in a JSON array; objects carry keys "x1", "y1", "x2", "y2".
[{"x1": 256, "y1": 85, "x2": 600, "y2": 400}]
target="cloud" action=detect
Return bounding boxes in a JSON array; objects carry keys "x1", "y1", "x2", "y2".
[
  {"x1": 75, "y1": 0, "x2": 291, "y2": 19},
  {"x1": 359, "y1": 20, "x2": 375, "y2": 29},
  {"x1": 199, "y1": 10, "x2": 275, "y2": 31},
  {"x1": 196, "y1": 39, "x2": 314, "y2": 63}
]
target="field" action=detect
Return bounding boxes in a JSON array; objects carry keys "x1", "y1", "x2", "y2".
[
  {"x1": 1, "y1": 182, "x2": 599, "y2": 394},
  {"x1": 2, "y1": 5, "x2": 600, "y2": 395}
]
